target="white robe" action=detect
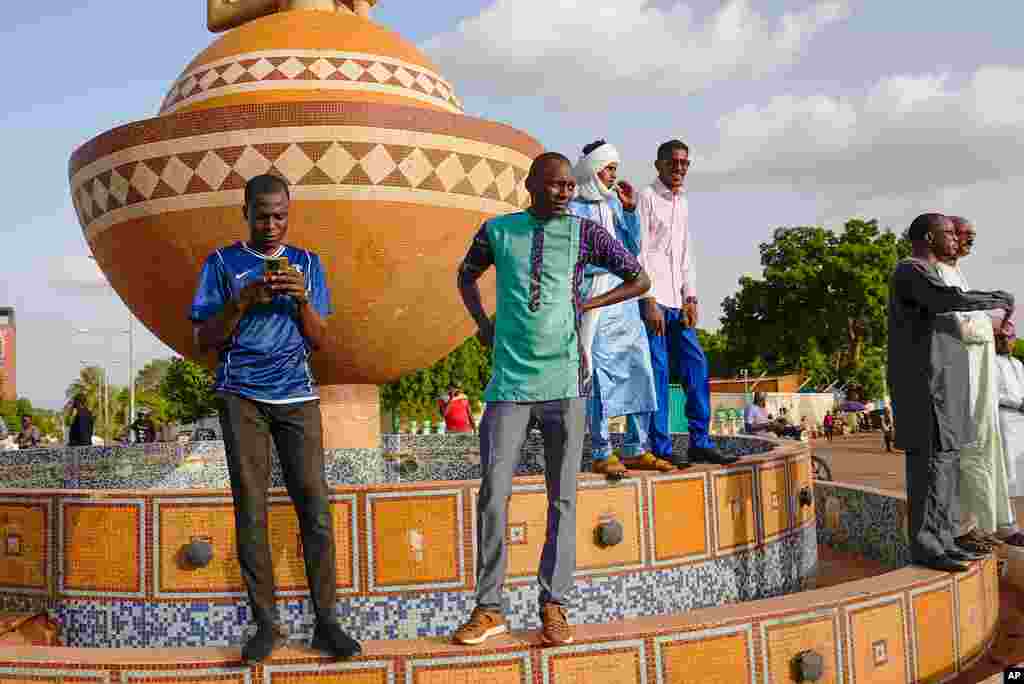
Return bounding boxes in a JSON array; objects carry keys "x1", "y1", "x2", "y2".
[
  {"x1": 997, "y1": 354, "x2": 1024, "y2": 497},
  {"x1": 937, "y1": 263, "x2": 1016, "y2": 533}
]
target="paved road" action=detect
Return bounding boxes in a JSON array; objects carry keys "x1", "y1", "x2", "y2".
[
  {"x1": 812, "y1": 431, "x2": 1024, "y2": 519},
  {"x1": 811, "y1": 431, "x2": 906, "y2": 492}
]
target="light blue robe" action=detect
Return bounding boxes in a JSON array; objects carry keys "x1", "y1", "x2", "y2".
[{"x1": 570, "y1": 196, "x2": 657, "y2": 419}]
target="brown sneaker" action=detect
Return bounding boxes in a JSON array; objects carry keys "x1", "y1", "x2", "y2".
[
  {"x1": 957, "y1": 529, "x2": 998, "y2": 552},
  {"x1": 452, "y1": 607, "x2": 507, "y2": 645},
  {"x1": 540, "y1": 603, "x2": 574, "y2": 645},
  {"x1": 621, "y1": 452, "x2": 674, "y2": 472},
  {"x1": 592, "y1": 455, "x2": 627, "y2": 479}
]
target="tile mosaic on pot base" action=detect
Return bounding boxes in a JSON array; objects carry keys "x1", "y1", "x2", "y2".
[{"x1": 43, "y1": 525, "x2": 816, "y2": 648}]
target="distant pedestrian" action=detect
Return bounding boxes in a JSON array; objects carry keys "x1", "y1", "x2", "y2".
[
  {"x1": 68, "y1": 396, "x2": 95, "y2": 447},
  {"x1": 15, "y1": 416, "x2": 41, "y2": 449},
  {"x1": 823, "y1": 413, "x2": 834, "y2": 442}
]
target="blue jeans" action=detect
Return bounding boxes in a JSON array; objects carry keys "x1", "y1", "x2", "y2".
[
  {"x1": 644, "y1": 305, "x2": 713, "y2": 454},
  {"x1": 588, "y1": 371, "x2": 650, "y2": 460}
]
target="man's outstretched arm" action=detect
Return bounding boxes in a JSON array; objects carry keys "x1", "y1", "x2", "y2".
[
  {"x1": 580, "y1": 218, "x2": 651, "y2": 312},
  {"x1": 457, "y1": 224, "x2": 496, "y2": 345}
]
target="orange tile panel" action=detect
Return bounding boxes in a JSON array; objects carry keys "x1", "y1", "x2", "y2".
[
  {"x1": 661, "y1": 632, "x2": 752, "y2": 684},
  {"x1": 650, "y1": 477, "x2": 708, "y2": 562},
  {"x1": 912, "y1": 586, "x2": 956, "y2": 683},
  {"x1": 62, "y1": 503, "x2": 140, "y2": 594},
  {"x1": 549, "y1": 648, "x2": 642, "y2": 684},
  {"x1": 269, "y1": 667, "x2": 388, "y2": 684},
  {"x1": 0, "y1": 503, "x2": 48, "y2": 590},
  {"x1": 505, "y1": 489, "x2": 548, "y2": 578},
  {"x1": 982, "y1": 556, "x2": 999, "y2": 634},
  {"x1": 714, "y1": 471, "x2": 757, "y2": 551},
  {"x1": 0, "y1": 678, "x2": 105, "y2": 684},
  {"x1": 372, "y1": 494, "x2": 460, "y2": 587},
  {"x1": 127, "y1": 676, "x2": 246, "y2": 684},
  {"x1": 764, "y1": 616, "x2": 838, "y2": 684},
  {"x1": 848, "y1": 600, "x2": 908, "y2": 684},
  {"x1": 268, "y1": 499, "x2": 353, "y2": 592},
  {"x1": 790, "y1": 458, "x2": 815, "y2": 526},
  {"x1": 958, "y1": 569, "x2": 987, "y2": 664},
  {"x1": 759, "y1": 464, "x2": 791, "y2": 540},
  {"x1": 157, "y1": 503, "x2": 241, "y2": 593},
  {"x1": 575, "y1": 484, "x2": 642, "y2": 571},
  {"x1": 413, "y1": 660, "x2": 522, "y2": 684}
]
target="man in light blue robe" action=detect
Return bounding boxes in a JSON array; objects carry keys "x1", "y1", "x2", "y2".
[{"x1": 570, "y1": 140, "x2": 668, "y2": 478}]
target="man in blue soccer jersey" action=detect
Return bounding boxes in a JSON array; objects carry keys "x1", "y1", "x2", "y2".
[{"x1": 190, "y1": 174, "x2": 361, "y2": 664}]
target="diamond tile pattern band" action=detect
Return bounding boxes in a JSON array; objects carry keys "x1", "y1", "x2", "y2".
[
  {"x1": 160, "y1": 50, "x2": 462, "y2": 114},
  {"x1": 72, "y1": 135, "x2": 532, "y2": 238}
]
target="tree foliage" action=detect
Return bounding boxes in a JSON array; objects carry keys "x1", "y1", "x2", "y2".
[
  {"x1": 381, "y1": 335, "x2": 492, "y2": 421},
  {"x1": 719, "y1": 219, "x2": 910, "y2": 399},
  {"x1": 159, "y1": 357, "x2": 219, "y2": 424},
  {"x1": 0, "y1": 398, "x2": 61, "y2": 440}
]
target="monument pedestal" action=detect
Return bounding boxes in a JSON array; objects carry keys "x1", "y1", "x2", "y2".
[{"x1": 320, "y1": 384, "x2": 380, "y2": 449}]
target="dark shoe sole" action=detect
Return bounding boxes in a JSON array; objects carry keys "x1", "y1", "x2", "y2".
[
  {"x1": 241, "y1": 634, "x2": 288, "y2": 665},
  {"x1": 311, "y1": 635, "x2": 363, "y2": 658}
]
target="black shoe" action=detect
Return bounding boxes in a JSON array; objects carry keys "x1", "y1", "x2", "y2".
[
  {"x1": 311, "y1": 621, "x2": 362, "y2": 659},
  {"x1": 242, "y1": 624, "x2": 288, "y2": 664},
  {"x1": 917, "y1": 555, "x2": 969, "y2": 573},
  {"x1": 947, "y1": 549, "x2": 987, "y2": 562},
  {"x1": 660, "y1": 453, "x2": 692, "y2": 469},
  {"x1": 688, "y1": 446, "x2": 739, "y2": 465}
]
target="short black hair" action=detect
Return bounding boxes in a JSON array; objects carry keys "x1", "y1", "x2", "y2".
[
  {"x1": 526, "y1": 152, "x2": 571, "y2": 182},
  {"x1": 244, "y1": 174, "x2": 290, "y2": 207},
  {"x1": 582, "y1": 140, "x2": 607, "y2": 156},
  {"x1": 907, "y1": 213, "x2": 946, "y2": 241},
  {"x1": 657, "y1": 140, "x2": 689, "y2": 161},
  {"x1": 949, "y1": 216, "x2": 971, "y2": 229}
]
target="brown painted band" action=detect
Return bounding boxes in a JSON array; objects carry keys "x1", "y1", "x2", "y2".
[{"x1": 70, "y1": 101, "x2": 544, "y2": 176}]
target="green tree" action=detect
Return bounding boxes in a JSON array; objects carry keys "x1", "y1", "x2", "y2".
[
  {"x1": 136, "y1": 358, "x2": 172, "y2": 394},
  {"x1": 159, "y1": 357, "x2": 219, "y2": 424},
  {"x1": 382, "y1": 335, "x2": 492, "y2": 422},
  {"x1": 695, "y1": 329, "x2": 730, "y2": 378},
  {"x1": 1014, "y1": 340, "x2": 1024, "y2": 363},
  {"x1": 720, "y1": 219, "x2": 909, "y2": 399}
]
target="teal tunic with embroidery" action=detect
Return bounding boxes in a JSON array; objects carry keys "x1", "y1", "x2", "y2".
[{"x1": 459, "y1": 211, "x2": 644, "y2": 403}]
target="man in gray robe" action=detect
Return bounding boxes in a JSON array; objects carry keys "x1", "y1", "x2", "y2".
[{"x1": 888, "y1": 213, "x2": 1015, "y2": 572}]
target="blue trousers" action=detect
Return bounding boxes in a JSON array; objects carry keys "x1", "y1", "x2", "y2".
[
  {"x1": 644, "y1": 305, "x2": 714, "y2": 454},
  {"x1": 587, "y1": 371, "x2": 650, "y2": 460}
]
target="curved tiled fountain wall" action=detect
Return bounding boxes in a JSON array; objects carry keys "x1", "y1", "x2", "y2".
[
  {"x1": 0, "y1": 438, "x2": 1000, "y2": 683},
  {"x1": 0, "y1": 437, "x2": 811, "y2": 647}
]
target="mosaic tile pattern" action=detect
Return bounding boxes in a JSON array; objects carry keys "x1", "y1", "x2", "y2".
[
  {"x1": 0, "y1": 435, "x2": 773, "y2": 490},
  {"x1": 814, "y1": 482, "x2": 911, "y2": 568},
  {"x1": 0, "y1": 443, "x2": 384, "y2": 489},
  {"x1": 47, "y1": 524, "x2": 817, "y2": 647},
  {"x1": 160, "y1": 50, "x2": 462, "y2": 115}
]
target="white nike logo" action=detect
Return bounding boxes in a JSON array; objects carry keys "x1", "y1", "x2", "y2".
[{"x1": 235, "y1": 269, "x2": 254, "y2": 280}]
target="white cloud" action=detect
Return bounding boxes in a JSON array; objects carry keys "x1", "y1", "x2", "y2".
[
  {"x1": 702, "y1": 65, "x2": 1024, "y2": 197},
  {"x1": 48, "y1": 256, "x2": 112, "y2": 294},
  {"x1": 422, "y1": 0, "x2": 850, "y2": 110}
]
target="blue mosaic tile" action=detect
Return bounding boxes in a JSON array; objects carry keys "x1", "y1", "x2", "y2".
[
  {"x1": 815, "y1": 482, "x2": 910, "y2": 568},
  {"x1": 50, "y1": 526, "x2": 815, "y2": 647},
  {"x1": 1, "y1": 434, "x2": 774, "y2": 490}
]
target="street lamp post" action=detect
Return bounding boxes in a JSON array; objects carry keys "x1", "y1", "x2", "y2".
[
  {"x1": 79, "y1": 359, "x2": 122, "y2": 444},
  {"x1": 74, "y1": 326, "x2": 133, "y2": 422}
]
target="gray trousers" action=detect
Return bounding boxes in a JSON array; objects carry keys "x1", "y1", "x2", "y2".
[
  {"x1": 475, "y1": 398, "x2": 585, "y2": 611},
  {"x1": 905, "y1": 445, "x2": 960, "y2": 561}
]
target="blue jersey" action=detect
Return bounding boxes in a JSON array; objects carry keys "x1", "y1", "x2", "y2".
[{"x1": 189, "y1": 242, "x2": 333, "y2": 403}]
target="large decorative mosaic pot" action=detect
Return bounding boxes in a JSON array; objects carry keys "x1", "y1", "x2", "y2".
[{"x1": 68, "y1": 6, "x2": 542, "y2": 447}]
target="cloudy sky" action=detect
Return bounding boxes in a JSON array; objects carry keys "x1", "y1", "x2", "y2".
[{"x1": 3, "y1": 1, "x2": 1023, "y2": 408}]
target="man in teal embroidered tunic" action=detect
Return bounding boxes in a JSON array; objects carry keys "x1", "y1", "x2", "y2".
[{"x1": 453, "y1": 153, "x2": 651, "y2": 647}]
